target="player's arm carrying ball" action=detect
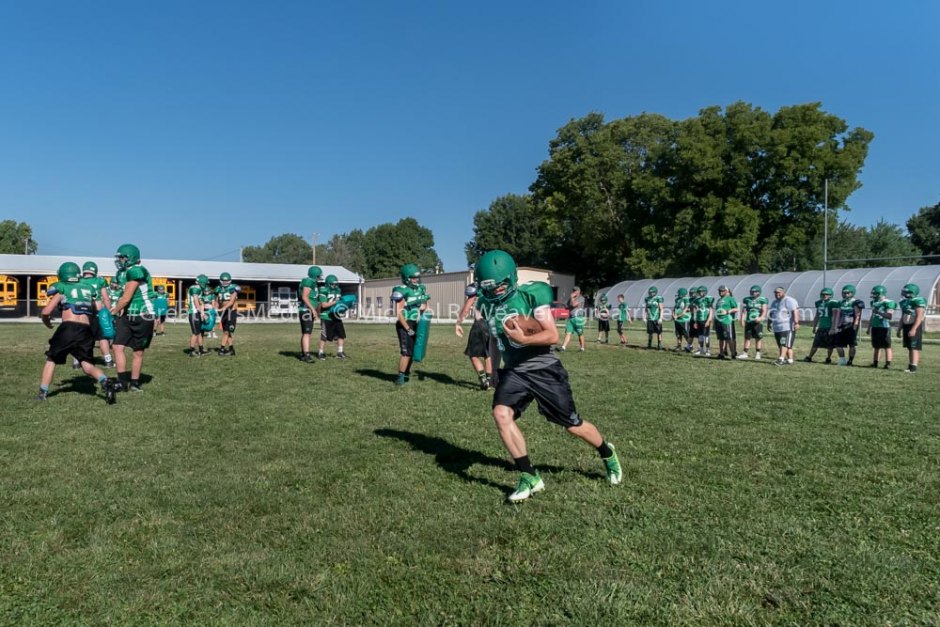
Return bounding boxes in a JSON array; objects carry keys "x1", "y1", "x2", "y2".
[{"x1": 502, "y1": 308, "x2": 558, "y2": 346}]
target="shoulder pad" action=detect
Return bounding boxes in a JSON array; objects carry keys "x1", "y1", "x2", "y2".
[
  {"x1": 520, "y1": 281, "x2": 554, "y2": 308},
  {"x1": 390, "y1": 290, "x2": 405, "y2": 302},
  {"x1": 464, "y1": 284, "x2": 478, "y2": 298}
]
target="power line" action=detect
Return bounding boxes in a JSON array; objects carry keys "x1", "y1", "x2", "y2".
[{"x1": 200, "y1": 249, "x2": 241, "y2": 261}]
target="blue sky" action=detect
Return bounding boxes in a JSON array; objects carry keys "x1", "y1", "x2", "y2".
[{"x1": 2, "y1": 0, "x2": 937, "y2": 272}]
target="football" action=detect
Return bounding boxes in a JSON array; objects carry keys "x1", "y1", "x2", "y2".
[{"x1": 503, "y1": 315, "x2": 543, "y2": 336}]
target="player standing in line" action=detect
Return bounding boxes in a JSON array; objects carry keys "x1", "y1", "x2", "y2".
[
  {"x1": 216, "y1": 272, "x2": 240, "y2": 356},
  {"x1": 316, "y1": 274, "x2": 348, "y2": 360},
  {"x1": 559, "y1": 286, "x2": 586, "y2": 352},
  {"x1": 615, "y1": 294, "x2": 631, "y2": 347},
  {"x1": 643, "y1": 286, "x2": 664, "y2": 350},
  {"x1": 152, "y1": 285, "x2": 169, "y2": 336},
  {"x1": 298, "y1": 266, "x2": 322, "y2": 363},
  {"x1": 693, "y1": 286, "x2": 713, "y2": 356},
  {"x1": 110, "y1": 244, "x2": 155, "y2": 392},
  {"x1": 867, "y1": 285, "x2": 896, "y2": 369},
  {"x1": 474, "y1": 250, "x2": 622, "y2": 503},
  {"x1": 713, "y1": 285, "x2": 738, "y2": 359},
  {"x1": 186, "y1": 277, "x2": 207, "y2": 357},
  {"x1": 768, "y1": 286, "x2": 799, "y2": 366},
  {"x1": 391, "y1": 263, "x2": 430, "y2": 385},
  {"x1": 38, "y1": 262, "x2": 116, "y2": 403},
  {"x1": 595, "y1": 294, "x2": 612, "y2": 344},
  {"x1": 672, "y1": 287, "x2": 692, "y2": 352},
  {"x1": 456, "y1": 282, "x2": 493, "y2": 390},
  {"x1": 803, "y1": 288, "x2": 837, "y2": 364},
  {"x1": 830, "y1": 284, "x2": 864, "y2": 366},
  {"x1": 898, "y1": 283, "x2": 926, "y2": 374},
  {"x1": 737, "y1": 285, "x2": 768, "y2": 360}
]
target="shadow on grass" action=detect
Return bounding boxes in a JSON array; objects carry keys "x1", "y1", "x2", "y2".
[
  {"x1": 413, "y1": 370, "x2": 479, "y2": 390},
  {"x1": 278, "y1": 350, "x2": 304, "y2": 361},
  {"x1": 375, "y1": 428, "x2": 596, "y2": 496},
  {"x1": 355, "y1": 368, "x2": 399, "y2": 383},
  {"x1": 50, "y1": 372, "x2": 153, "y2": 397}
]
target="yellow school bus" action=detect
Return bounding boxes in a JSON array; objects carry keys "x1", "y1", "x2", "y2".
[
  {"x1": 0, "y1": 275, "x2": 18, "y2": 310},
  {"x1": 236, "y1": 285, "x2": 257, "y2": 313},
  {"x1": 37, "y1": 275, "x2": 60, "y2": 307},
  {"x1": 151, "y1": 277, "x2": 178, "y2": 309}
]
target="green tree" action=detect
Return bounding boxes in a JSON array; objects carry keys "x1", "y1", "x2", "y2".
[
  {"x1": 906, "y1": 202, "x2": 940, "y2": 256},
  {"x1": 316, "y1": 230, "x2": 367, "y2": 276},
  {"x1": 465, "y1": 194, "x2": 549, "y2": 267},
  {"x1": 360, "y1": 218, "x2": 442, "y2": 279},
  {"x1": 242, "y1": 233, "x2": 312, "y2": 264},
  {"x1": 0, "y1": 220, "x2": 37, "y2": 254}
]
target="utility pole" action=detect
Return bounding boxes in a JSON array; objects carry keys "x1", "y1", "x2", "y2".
[
  {"x1": 822, "y1": 178, "x2": 829, "y2": 288},
  {"x1": 312, "y1": 232, "x2": 318, "y2": 264},
  {"x1": 239, "y1": 247, "x2": 243, "y2": 263},
  {"x1": 24, "y1": 237, "x2": 29, "y2": 255}
]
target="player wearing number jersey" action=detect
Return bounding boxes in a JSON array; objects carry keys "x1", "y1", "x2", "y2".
[
  {"x1": 216, "y1": 272, "x2": 240, "y2": 356},
  {"x1": 673, "y1": 288, "x2": 692, "y2": 352},
  {"x1": 643, "y1": 287, "x2": 664, "y2": 350},
  {"x1": 38, "y1": 262, "x2": 116, "y2": 403},
  {"x1": 804, "y1": 288, "x2": 837, "y2": 363},
  {"x1": 76, "y1": 261, "x2": 114, "y2": 368},
  {"x1": 830, "y1": 284, "x2": 864, "y2": 366},
  {"x1": 713, "y1": 286, "x2": 738, "y2": 359},
  {"x1": 316, "y1": 274, "x2": 347, "y2": 360},
  {"x1": 474, "y1": 250, "x2": 621, "y2": 503},
  {"x1": 297, "y1": 266, "x2": 322, "y2": 362},
  {"x1": 615, "y1": 294, "x2": 631, "y2": 347},
  {"x1": 110, "y1": 243, "x2": 155, "y2": 392},
  {"x1": 186, "y1": 278, "x2": 207, "y2": 356},
  {"x1": 898, "y1": 283, "x2": 926, "y2": 373},
  {"x1": 737, "y1": 285, "x2": 768, "y2": 360},
  {"x1": 693, "y1": 286, "x2": 714, "y2": 356},
  {"x1": 391, "y1": 263, "x2": 430, "y2": 385},
  {"x1": 867, "y1": 285, "x2": 895, "y2": 369}
]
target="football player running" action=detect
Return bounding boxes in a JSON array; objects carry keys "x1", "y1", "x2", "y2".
[
  {"x1": 898, "y1": 283, "x2": 926, "y2": 373},
  {"x1": 38, "y1": 262, "x2": 116, "y2": 404},
  {"x1": 475, "y1": 250, "x2": 622, "y2": 503},
  {"x1": 110, "y1": 244, "x2": 155, "y2": 392},
  {"x1": 391, "y1": 263, "x2": 430, "y2": 385}
]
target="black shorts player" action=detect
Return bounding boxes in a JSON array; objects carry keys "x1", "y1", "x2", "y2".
[
  {"x1": 114, "y1": 316, "x2": 155, "y2": 351},
  {"x1": 397, "y1": 320, "x2": 418, "y2": 356},
  {"x1": 46, "y1": 321, "x2": 96, "y2": 365},
  {"x1": 464, "y1": 318, "x2": 489, "y2": 359},
  {"x1": 494, "y1": 361, "x2": 582, "y2": 428},
  {"x1": 321, "y1": 318, "x2": 346, "y2": 342}
]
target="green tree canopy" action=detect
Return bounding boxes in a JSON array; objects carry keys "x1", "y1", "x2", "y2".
[
  {"x1": 242, "y1": 233, "x2": 312, "y2": 264},
  {"x1": 359, "y1": 218, "x2": 442, "y2": 279},
  {"x1": 0, "y1": 220, "x2": 38, "y2": 254},
  {"x1": 465, "y1": 194, "x2": 549, "y2": 267},
  {"x1": 906, "y1": 202, "x2": 940, "y2": 256}
]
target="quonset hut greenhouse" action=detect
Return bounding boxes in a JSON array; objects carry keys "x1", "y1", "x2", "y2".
[{"x1": 602, "y1": 265, "x2": 940, "y2": 322}]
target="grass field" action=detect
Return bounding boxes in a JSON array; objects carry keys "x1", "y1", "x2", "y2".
[{"x1": 1, "y1": 321, "x2": 938, "y2": 624}]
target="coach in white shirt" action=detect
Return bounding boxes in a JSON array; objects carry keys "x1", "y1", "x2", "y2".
[{"x1": 768, "y1": 286, "x2": 800, "y2": 365}]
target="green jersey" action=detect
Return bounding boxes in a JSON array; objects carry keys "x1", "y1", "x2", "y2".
[
  {"x1": 391, "y1": 283, "x2": 430, "y2": 321},
  {"x1": 693, "y1": 296, "x2": 713, "y2": 322},
  {"x1": 51, "y1": 280, "x2": 97, "y2": 316},
  {"x1": 714, "y1": 296, "x2": 737, "y2": 324},
  {"x1": 742, "y1": 296, "x2": 768, "y2": 322},
  {"x1": 216, "y1": 283, "x2": 240, "y2": 309},
  {"x1": 673, "y1": 297, "x2": 691, "y2": 323},
  {"x1": 106, "y1": 279, "x2": 123, "y2": 304},
  {"x1": 617, "y1": 302, "x2": 627, "y2": 322},
  {"x1": 478, "y1": 281, "x2": 556, "y2": 370},
  {"x1": 186, "y1": 285, "x2": 204, "y2": 313},
  {"x1": 870, "y1": 298, "x2": 896, "y2": 329},
  {"x1": 317, "y1": 285, "x2": 343, "y2": 321},
  {"x1": 298, "y1": 277, "x2": 319, "y2": 312},
  {"x1": 899, "y1": 296, "x2": 927, "y2": 326},
  {"x1": 836, "y1": 298, "x2": 864, "y2": 329},
  {"x1": 123, "y1": 265, "x2": 154, "y2": 317},
  {"x1": 814, "y1": 299, "x2": 838, "y2": 331},
  {"x1": 644, "y1": 295, "x2": 664, "y2": 321},
  {"x1": 202, "y1": 287, "x2": 217, "y2": 310}
]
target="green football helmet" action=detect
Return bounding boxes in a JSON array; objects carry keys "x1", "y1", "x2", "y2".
[
  {"x1": 475, "y1": 250, "x2": 518, "y2": 302},
  {"x1": 220, "y1": 272, "x2": 232, "y2": 285},
  {"x1": 325, "y1": 274, "x2": 338, "y2": 287},
  {"x1": 114, "y1": 243, "x2": 141, "y2": 270},
  {"x1": 197, "y1": 274, "x2": 209, "y2": 287},
  {"x1": 677, "y1": 288, "x2": 688, "y2": 297},
  {"x1": 57, "y1": 262, "x2": 81, "y2": 283},
  {"x1": 400, "y1": 263, "x2": 421, "y2": 288},
  {"x1": 599, "y1": 294, "x2": 608, "y2": 304},
  {"x1": 902, "y1": 283, "x2": 920, "y2": 298},
  {"x1": 156, "y1": 285, "x2": 166, "y2": 293},
  {"x1": 307, "y1": 266, "x2": 323, "y2": 281},
  {"x1": 841, "y1": 284, "x2": 856, "y2": 296},
  {"x1": 750, "y1": 285, "x2": 761, "y2": 295},
  {"x1": 82, "y1": 261, "x2": 99, "y2": 277},
  {"x1": 648, "y1": 286, "x2": 658, "y2": 296},
  {"x1": 698, "y1": 285, "x2": 708, "y2": 295},
  {"x1": 870, "y1": 285, "x2": 887, "y2": 299},
  {"x1": 820, "y1": 287, "x2": 833, "y2": 298}
]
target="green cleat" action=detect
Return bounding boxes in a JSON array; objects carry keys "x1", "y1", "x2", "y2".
[
  {"x1": 603, "y1": 444, "x2": 623, "y2": 485},
  {"x1": 507, "y1": 472, "x2": 544, "y2": 502},
  {"x1": 396, "y1": 373, "x2": 409, "y2": 386}
]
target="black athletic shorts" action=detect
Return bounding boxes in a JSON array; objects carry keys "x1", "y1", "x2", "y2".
[
  {"x1": 715, "y1": 321, "x2": 736, "y2": 341},
  {"x1": 834, "y1": 327, "x2": 857, "y2": 348},
  {"x1": 902, "y1": 324, "x2": 923, "y2": 351},
  {"x1": 114, "y1": 315, "x2": 154, "y2": 350},
  {"x1": 157, "y1": 314, "x2": 167, "y2": 323},
  {"x1": 397, "y1": 320, "x2": 418, "y2": 356},
  {"x1": 220, "y1": 309, "x2": 237, "y2": 333},
  {"x1": 189, "y1": 313, "x2": 202, "y2": 335},
  {"x1": 870, "y1": 327, "x2": 891, "y2": 349},
  {"x1": 464, "y1": 318, "x2": 489, "y2": 358},
  {"x1": 46, "y1": 321, "x2": 96, "y2": 365},
  {"x1": 812, "y1": 328, "x2": 832, "y2": 349},
  {"x1": 744, "y1": 321, "x2": 763, "y2": 341},
  {"x1": 646, "y1": 320, "x2": 662, "y2": 335},
  {"x1": 493, "y1": 360, "x2": 583, "y2": 428},
  {"x1": 774, "y1": 330, "x2": 795, "y2": 349},
  {"x1": 674, "y1": 320, "x2": 690, "y2": 339},
  {"x1": 321, "y1": 318, "x2": 346, "y2": 342},
  {"x1": 616, "y1": 320, "x2": 625, "y2": 334},
  {"x1": 299, "y1": 310, "x2": 316, "y2": 335}
]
